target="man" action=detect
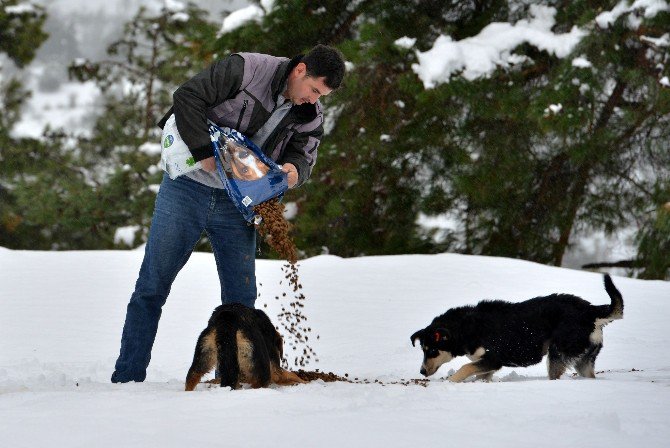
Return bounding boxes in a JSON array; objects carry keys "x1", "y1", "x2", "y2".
[{"x1": 111, "y1": 45, "x2": 345, "y2": 383}]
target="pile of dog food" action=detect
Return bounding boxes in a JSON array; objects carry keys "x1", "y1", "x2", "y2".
[
  {"x1": 254, "y1": 199, "x2": 318, "y2": 368},
  {"x1": 204, "y1": 371, "x2": 432, "y2": 387},
  {"x1": 294, "y1": 370, "x2": 431, "y2": 387}
]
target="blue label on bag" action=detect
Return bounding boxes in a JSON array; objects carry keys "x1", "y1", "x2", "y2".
[{"x1": 164, "y1": 135, "x2": 174, "y2": 148}]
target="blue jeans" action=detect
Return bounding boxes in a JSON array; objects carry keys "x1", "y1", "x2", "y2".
[{"x1": 111, "y1": 173, "x2": 256, "y2": 383}]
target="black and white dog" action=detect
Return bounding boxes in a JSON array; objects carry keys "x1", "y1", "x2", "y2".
[{"x1": 410, "y1": 274, "x2": 624, "y2": 382}]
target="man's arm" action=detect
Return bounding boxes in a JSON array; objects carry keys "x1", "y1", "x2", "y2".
[
  {"x1": 172, "y1": 54, "x2": 245, "y2": 163},
  {"x1": 278, "y1": 126, "x2": 322, "y2": 188}
]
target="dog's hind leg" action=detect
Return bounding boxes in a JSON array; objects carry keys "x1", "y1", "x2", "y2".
[
  {"x1": 575, "y1": 344, "x2": 602, "y2": 378},
  {"x1": 185, "y1": 328, "x2": 219, "y2": 391},
  {"x1": 547, "y1": 345, "x2": 568, "y2": 380}
]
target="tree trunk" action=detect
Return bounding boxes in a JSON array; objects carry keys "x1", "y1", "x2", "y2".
[{"x1": 551, "y1": 80, "x2": 628, "y2": 265}]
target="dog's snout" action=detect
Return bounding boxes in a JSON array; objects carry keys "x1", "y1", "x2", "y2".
[{"x1": 420, "y1": 368, "x2": 427, "y2": 376}]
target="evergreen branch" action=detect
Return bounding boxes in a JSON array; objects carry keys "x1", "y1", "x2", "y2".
[
  {"x1": 320, "y1": 0, "x2": 372, "y2": 45},
  {"x1": 94, "y1": 59, "x2": 148, "y2": 78}
]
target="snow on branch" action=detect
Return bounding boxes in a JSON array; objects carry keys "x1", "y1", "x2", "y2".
[
  {"x1": 412, "y1": 5, "x2": 586, "y2": 88},
  {"x1": 218, "y1": 0, "x2": 276, "y2": 35}
]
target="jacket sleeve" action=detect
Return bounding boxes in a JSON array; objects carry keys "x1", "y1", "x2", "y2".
[
  {"x1": 172, "y1": 54, "x2": 244, "y2": 162},
  {"x1": 278, "y1": 125, "x2": 322, "y2": 187}
]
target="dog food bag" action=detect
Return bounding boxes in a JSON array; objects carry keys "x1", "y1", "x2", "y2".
[
  {"x1": 159, "y1": 114, "x2": 202, "y2": 179},
  {"x1": 209, "y1": 124, "x2": 289, "y2": 223}
]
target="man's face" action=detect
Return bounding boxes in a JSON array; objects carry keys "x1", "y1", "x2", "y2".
[{"x1": 285, "y1": 62, "x2": 333, "y2": 105}]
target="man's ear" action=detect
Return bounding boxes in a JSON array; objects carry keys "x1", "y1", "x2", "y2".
[
  {"x1": 295, "y1": 62, "x2": 307, "y2": 75},
  {"x1": 410, "y1": 329, "x2": 424, "y2": 347}
]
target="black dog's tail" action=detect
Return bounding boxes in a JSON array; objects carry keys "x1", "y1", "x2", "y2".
[{"x1": 602, "y1": 274, "x2": 624, "y2": 320}]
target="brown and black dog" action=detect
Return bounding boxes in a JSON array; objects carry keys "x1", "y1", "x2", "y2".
[{"x1": 185, "y1": 303, "x2": 305, "y2": 391}]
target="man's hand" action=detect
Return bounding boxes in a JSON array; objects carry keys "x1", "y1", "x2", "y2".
[
  {"x1": 281, "y1": 163, "x2": 298, "y2": 188},
  {"x1": 201, "y1": 157, "x2": 216, "y2": 172}
]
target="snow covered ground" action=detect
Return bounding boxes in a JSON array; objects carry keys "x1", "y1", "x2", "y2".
[{"x1": 0, "y1": 248, "x2": 668, "y2": 447}]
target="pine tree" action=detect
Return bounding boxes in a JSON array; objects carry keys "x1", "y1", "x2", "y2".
[
  {"x1": 2, "y1": 3, "x2": 219, "y2": 249},
  {"x1": 442, "y1": 2, "x2": 670, "y2": 269},
  {"x1": 637, "y1": 200, "x2": 670, "y2": 279},
  {"x1": 211, "y1": 0, "x2": 469, "y2": 256},
  {"x1": 0, "y1": 1, "x2": 50, "y2": 248},
  {"x1": 0, "y1": 1, "x2": 48, "y2": 69},
  {"x1": 56, "y1": 3, "x2": 219, "y2": 249},
  {"x1": 6, "y1": 0, "x2": 666, "y2": 280},
  {"x1": 0, "y1": 1, "x2": 48, "y2": 134},
  {"x1": 222, "y1": 0, "x2": 669, "y2": 276}
]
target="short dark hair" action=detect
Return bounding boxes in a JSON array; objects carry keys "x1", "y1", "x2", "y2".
[{"x1": 302, "y1": 44, "x2": 345, "y2": 90}]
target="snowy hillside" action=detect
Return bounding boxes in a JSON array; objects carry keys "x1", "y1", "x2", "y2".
[{"x1": 1, "y1": 248, "x2": 668, "y2": 447}]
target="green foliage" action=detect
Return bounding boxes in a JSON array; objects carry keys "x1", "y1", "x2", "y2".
[
  {"x1": 2, "y1": 3, "x2": 217, "y2": 249},
  {"x1": 403, "y1": 2, "x2": 670, "y2": 271},
  {"x1": 0, "y1": 77, "x2": 26, "y2": 132},
  {"x1": 68, "y1": 3, "x2": 218, "y2": 139},
  {"x1": 0, "y1": 1, "x2": 48, "y2": 246},
  {"x1": 3, "y1": 0, "x2": 669, "y2": 279},
  {"x1": 637, "y1": 201, "x2": 670, "y2": 280},
  {"x1": 0, "y1": 1, "x2": 48, "y2": 68},
  {"x1": 56, "y1": 3, "x2": 219, "y2": 248},
  {"x1": 0, "y1": 1, "x2": 47, "y2": 132},
  {"x1": 213, "y1": 0, "x2": 670, "y2": 270}
]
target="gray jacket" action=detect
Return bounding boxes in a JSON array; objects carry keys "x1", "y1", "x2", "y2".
[{"x1": 158, "y1": 53, "x2": 324, "y2": 187}]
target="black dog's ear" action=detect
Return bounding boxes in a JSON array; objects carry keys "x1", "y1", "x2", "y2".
[
  {"x1": 410, "y1": 329, "x2": 424, "y2": 347},
  {"x1": 433, "y1": 327, "x2": 449, "y2": 342}
]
